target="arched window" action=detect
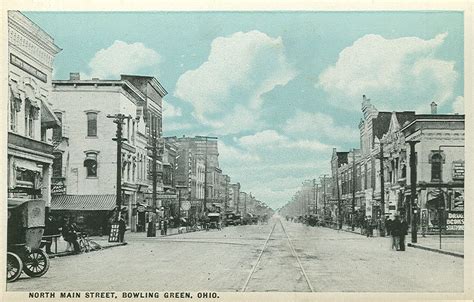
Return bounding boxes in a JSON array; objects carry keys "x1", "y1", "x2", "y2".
[
  {"x1": 431, "y1": 153, "x2": 443, "y2": 181},
  {"x1": 84, "y1": 152, "x2": 98, "y2": 177}
]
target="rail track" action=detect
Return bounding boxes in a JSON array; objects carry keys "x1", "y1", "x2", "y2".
[{"x1": 241, "y1": 218, "x2": 314, "y2": 292}]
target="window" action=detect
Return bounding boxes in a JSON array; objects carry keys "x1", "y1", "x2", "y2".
[
  {"x1": 25, "y1": 100, "x2": 36, "y2": 138},
  {"x1": 87, "y1": 112, "x2": 97, "y2": 137},
  {"x1": 431, "y1": 153, "x2": 443, "y2": 181},
  {"x1": 10, "y1": 83, "x2": 21, "y2": 132},
  {"x1": 84, "y1": 153, "x2": 98, "y2": 177},
  {"x1": 52, "y1": 153, "x2": 63, "y2": 178}
]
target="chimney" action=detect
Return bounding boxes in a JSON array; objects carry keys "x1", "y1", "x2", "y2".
[
  {"x1": 70, "y1": 72, "x2": 80, "y2": 81},
  {"x1": 430, "y1": 101, "x2": 438, "y2": 114}
]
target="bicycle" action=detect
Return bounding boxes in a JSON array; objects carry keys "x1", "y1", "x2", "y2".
[{"x1": 77, "y1": 232, "x2": 92, "y2": 253}]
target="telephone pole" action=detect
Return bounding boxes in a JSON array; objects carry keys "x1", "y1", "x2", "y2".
[
  {"x1": 336, "y1": 166, "x2": 342, "y2": 229},
  {"x1": 352, "y1": 149, "x2": 356, "y2": 231},
  {"x1": 379, "y1": 142, "x2": 386, "y2": 237},
  {"x1": 145, "y1": 115, "x2": 159, "y2": 237},
  {"x1": 195, "y1": 136, "x2": 218, "y2": 214},
  {"x1": 107, "y1": 114, "x2": 132, "y2": 222},
  {"x1": 408, "y1": 141, "x2": 419, "y2": 243}
]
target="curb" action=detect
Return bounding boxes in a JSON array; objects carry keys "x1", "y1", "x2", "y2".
[
  {"x1": 48, "y1": 242, "x2": 127, "y2": 258},
  {"x1": 407, "y1": 243, "x2": 464, "y2": 258}
]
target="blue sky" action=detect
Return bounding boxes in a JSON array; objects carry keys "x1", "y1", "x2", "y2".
[{"x1": 25, "y1": 11, "x2": 464, "y2": 209}]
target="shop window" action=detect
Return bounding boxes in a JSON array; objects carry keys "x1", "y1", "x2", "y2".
[
  {"x1": 86, "y1": 112, "x2": 98, "y2": 137},
  {"x1": 431, "y1": 153, "x2": 443, "y2": 182},
  {"x1": 84, "y1": 153, "x2": 98, "y2": 177}
]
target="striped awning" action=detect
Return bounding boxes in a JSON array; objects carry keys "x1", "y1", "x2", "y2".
[{"x1": 51, "y1": 194, "x2": 116, "y2": 211}]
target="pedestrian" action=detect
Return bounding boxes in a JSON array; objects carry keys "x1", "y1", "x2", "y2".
[
  {"x1": 399, "y1": 216, "x2": 409, "y2": 251},
  {"x1": 391, "y1": 214, "x2": 402, "y2": 250},
  {"x1": 118, "y1": 215, "x2": 126, "y2": 242},
  {"x1": 41, "y1": 214, "x2": 59, "y2": 254},
  {"x1": 62, "y1": 217, "x2": 80, "y2": 254},
  {"x1": 385, "y1": 216, "x2": 392, "y2": 236},
  {"x1": 163, "y1": 217, "x2": 168, "y2": 236}
]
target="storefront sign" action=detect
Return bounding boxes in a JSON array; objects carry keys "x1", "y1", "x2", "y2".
[
  {"x1": 10, "y1": 54, "x2": 47, "y2": 83},
  {"x1": 446, "y1": 212, "x2": 464, "y2": 231},
  {"x1": 452, "y1": 161, "x2": 464, "y2": 181}
]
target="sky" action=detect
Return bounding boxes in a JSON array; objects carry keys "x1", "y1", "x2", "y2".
[{"x1": 25, "y1": 11, "x2": 464, "y2": 209}]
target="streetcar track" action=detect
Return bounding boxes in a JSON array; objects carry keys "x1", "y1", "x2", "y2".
[
  {"x1": 241, "y1": 219, "x2": 314, "y2": 292},
  {"x1": 278, "y1": 219, "x2": 314, "y2": 292},
  {"x1": 241, "y1": 222, "x2": 277, "y2": 292}
]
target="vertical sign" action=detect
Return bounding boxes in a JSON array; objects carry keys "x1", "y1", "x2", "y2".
[{"x1": 108, "y1": 223, "x2": 120, "y2": 242}]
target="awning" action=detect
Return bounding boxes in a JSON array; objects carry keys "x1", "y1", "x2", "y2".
[
  {"x1": 41, "y1": 99, "x2": 61, "y2": 128},
  {"x1": 14, "y1": 158, "x2": 42, "y2": 173},
  {"x1": 51, "y1": 194, "x2": 117, "y2": 211}
]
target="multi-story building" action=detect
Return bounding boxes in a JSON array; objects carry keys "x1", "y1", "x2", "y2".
[
  {"x1": 400, "y1": 106, "x2": 464, "y2": 233},
  {"x1": 49, "y1": 73, "x2": 167, "y2": 233},
  {"x1": 7, "y1": 11, "x2": 61, "y2": 212},
  {"x1": 228, "y1": 183, "x2": 240, "y2": 212}
]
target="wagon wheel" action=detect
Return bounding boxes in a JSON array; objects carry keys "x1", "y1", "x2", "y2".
[
  {"x1": 7, "y1": 252, "x2": 23, "y2": 282},
  {"x1": 23, "y1": 248, "x2": 50, "y2": 277}
]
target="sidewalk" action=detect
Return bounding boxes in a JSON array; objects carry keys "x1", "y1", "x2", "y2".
[
  {"x1": 407, "y1": 235, "x2": 464, "y2": 258},
  {"x1": 47, "y1": 235, "x2": 126, "y2": 258},
  {"x1": 325, "y1": 224, "x2": 464, "y2": 257}
]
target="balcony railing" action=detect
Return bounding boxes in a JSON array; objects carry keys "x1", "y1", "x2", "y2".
[{"x1": 8, "y1": 132, "x2": 53, "y2": 154}]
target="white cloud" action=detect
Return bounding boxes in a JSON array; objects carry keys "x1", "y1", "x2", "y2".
[
  {"x1": 163, "y1": 121, "x2": 193, "y2": 132},
  {"x1": 175, "y1": 31, "x2": 296, "y2": 134},
  {"x1": 284, "y1": 110, "x2": 359, "y2": 141},
  {"x1": 238, "y1": 130, "x2": 331, "y2": 152},
  {"x1": 318, "y1": 33, "x2": 458, "y2": 111},
  {"x1": 452, "y1": 96, "x2": 464, "y2": 114},
  {"x1": 86, "y1": 40, "x2": 161, "y2": 79},
  {"x1": 163, "y1": 100, "x2": 182, "y2": 118},
  {"x1": 218, "y1": 141, "x2": 260, "y2": 163}
]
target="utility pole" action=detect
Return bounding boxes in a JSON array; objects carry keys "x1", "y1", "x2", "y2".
[
  {"x1": 336, "y1": 165, "x2": 342, "y2": 229},
  {"x1": 320, "y1": 175, "x2": 328, "y2": 224},
  {"x1": 352, "y1": 150, "x2": 356, "y2": 231},
  {"x1": 313, "y1": 179, "x2": 317, "y2": 215},
  {"x1": 379, "y1": 142, "x2": 386, "y2": 237},
  {"x1": 144, "y1": 115, "x2": 159, "y2": 237},
  {"x1": 107, "y1": 114, "x2": 131, "y2": 222},
  {"x1": 196, "y1": 136, "x2": 218, "y2": 214},
  {"x1": 408, "y1": 141, "x2": 419, "y2": 243}
]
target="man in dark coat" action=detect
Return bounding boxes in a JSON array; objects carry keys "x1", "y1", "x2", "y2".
[
  {"x1": 118, "y1": 216, "x2": 126, "y2": 242},
  {"x1": 399, "y1": 217, "x2": 409, "y2": 251},
  {"x1": 391, "y1": 214, "x2": 402, "y2": 250},
  {"x1": 41, "y1": 214, "x2": 59, "y2": 253}
]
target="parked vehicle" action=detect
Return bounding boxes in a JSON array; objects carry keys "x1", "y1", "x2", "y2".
[
  {"x1": 207, "y1": 213, "x2": 221, "y2": 230},
  {"x1": 7, "y1": 199, "x2": 50, "y2": 282}
]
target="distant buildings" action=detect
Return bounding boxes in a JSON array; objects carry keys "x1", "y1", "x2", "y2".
[
  {"x1": 281, "y1": 96, "x2": 464, "y2": 235},
  {"x1": 330, "y1": 97, "x2": 464, "y2": 233}
]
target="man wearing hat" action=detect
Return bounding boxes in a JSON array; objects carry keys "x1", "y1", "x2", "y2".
[{"x1": 391, "y1": 214, "x2": 402, "y2": 250}]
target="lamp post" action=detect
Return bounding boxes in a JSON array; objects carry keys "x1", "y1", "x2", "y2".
[{"x1": 407, "y1": 140, "x2": 419, "y2": 243}]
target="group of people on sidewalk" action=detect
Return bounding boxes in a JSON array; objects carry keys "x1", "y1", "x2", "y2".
[{"x1": 386, "y1": 214, "x2": 409, "y2": 251}]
